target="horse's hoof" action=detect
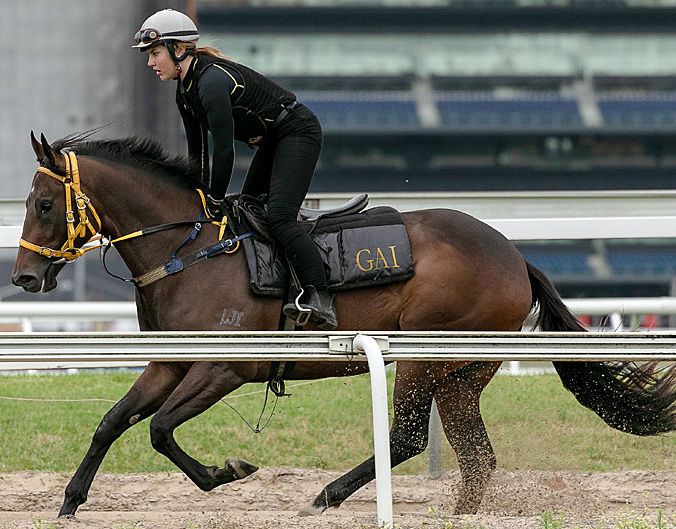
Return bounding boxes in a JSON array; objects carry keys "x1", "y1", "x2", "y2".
[
  {"x1": 225, "y1": 457, "x2": 258, "y2": 479},
  {"x1": 297, "y1": 504, "x2": 327, "y2": 517}
]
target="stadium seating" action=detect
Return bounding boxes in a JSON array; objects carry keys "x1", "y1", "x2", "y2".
[
  {"x1": 296, "y1": 88, "x2": 584, "y2": 132},
  {"x1": 517, "y1": 249, "x2": 594, "y2": 278},
  {"x1": 291, "y1": 81, "x2": 676, "y2": 134},
  {"x1": 597, "y1": 93, "x2": 676, "y2": 130},
  {"x1": 605, "y1": 249, "x2": 676, "y2": 276},
  {"x1": 297, "y1": 92, "x2": 420, "y2": 130},
  {"x1": 519, "y1": 245, "x2": 676, "y2": 280},
  {"x1": 436, "y1": 93, "x2": 583, "y2": 130}
]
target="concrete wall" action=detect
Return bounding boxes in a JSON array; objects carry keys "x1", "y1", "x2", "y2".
[{"x1": 0, "y1": 0, "x2": 187, "y2": 199}]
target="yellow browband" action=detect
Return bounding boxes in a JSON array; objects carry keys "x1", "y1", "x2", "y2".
[
  {"x1": 19, "y1": 151, "x2": 103, "y2": 262},
  {"x1": 19, "y1": 151, "x2": 234, "y2": 263}
]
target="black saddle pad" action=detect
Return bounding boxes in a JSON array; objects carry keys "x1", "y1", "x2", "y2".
[{"x1": 230, "y1": 199, "x2": 415, "y2": 298}]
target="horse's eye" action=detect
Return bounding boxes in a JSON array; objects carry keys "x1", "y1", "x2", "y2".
[{"x1": 38, "y1": 201, "x2": 53, "y2": 215}]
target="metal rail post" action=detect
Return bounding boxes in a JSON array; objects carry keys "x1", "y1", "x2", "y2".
[
  {"x1": 353, "y1": 333, "x2": 393, "y2": 529},
  {"x1": 428, "y1": 399, "x2": 443, "y2": 479}
]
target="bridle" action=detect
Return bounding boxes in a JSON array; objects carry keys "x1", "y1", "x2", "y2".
[
  {"x1": 19, "y1": 150, "x2": 248, "y2": 281},
  {"x1": 20, "y1": 151, "x2": 103, "y2": 264}
]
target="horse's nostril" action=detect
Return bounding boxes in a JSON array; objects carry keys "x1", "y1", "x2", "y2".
[{"x1": 12, "y1": 274, "x2": 35, "y2": 287}]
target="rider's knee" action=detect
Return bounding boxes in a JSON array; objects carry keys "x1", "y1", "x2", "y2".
[
  {"x1": 266, "y1": 207, "x2": 297, "y2": 230},
  {"x1": 268, "y1": 218, "x2": 303, "y2": 246}
]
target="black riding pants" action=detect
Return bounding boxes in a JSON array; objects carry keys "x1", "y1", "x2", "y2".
[{"x1": 241, "y1": 105, "x2": 327, "y2": 291}]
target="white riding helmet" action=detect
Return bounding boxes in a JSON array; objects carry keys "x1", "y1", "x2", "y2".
[{"x1": 132, "y1": 9, "x2": 199, "y2": 50}]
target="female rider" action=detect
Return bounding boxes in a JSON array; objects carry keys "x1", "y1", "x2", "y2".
[{"x1": 133, "y1": 9, "x2": 337, "y2": 330}]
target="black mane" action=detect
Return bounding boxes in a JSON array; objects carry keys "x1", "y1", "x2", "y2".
[{"x1": 52, "y1": 134, "x2": 204, "y2": 191}]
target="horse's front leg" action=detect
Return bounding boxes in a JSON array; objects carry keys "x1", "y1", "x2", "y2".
[
  {"x1": 148, "y1": 361, "x2": 259, "y2": 491},
  {"x1": 59, "y1": 362, "x2": 183, "y2": 517}
]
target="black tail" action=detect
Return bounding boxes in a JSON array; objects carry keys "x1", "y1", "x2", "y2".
[{"x1": 527, "y1": 261, "x2": 676, "y2": 436}]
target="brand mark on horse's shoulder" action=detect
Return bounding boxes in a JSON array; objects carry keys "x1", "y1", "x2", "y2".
[
  {"x1": 220, "y1": 309, "x2": 245, "y2": 327},
  {"x1": 355, "y1": 245, "x2": 400, "y2": 272}
]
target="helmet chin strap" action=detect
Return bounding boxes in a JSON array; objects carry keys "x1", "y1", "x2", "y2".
[{"x1": 164, "y1": 41, "x2": 193, "y2": 75}]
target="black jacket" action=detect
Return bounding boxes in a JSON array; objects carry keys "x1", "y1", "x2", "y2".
[{"x1": 176, "y1": 55, "x2": 296, "y2": 199}]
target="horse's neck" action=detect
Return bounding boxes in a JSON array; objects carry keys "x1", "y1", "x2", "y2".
[{"x1": 83, "y1": 158, "x2": 199, "y2": 275}]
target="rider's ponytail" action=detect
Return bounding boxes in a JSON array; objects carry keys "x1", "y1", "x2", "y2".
[{"x1": 192, "y1": 46, "x2": 231, "y2": 60}]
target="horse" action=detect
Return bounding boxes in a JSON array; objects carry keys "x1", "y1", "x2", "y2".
[{"x1": 12, "y1": 132, "x2": 676, "y2": 519}]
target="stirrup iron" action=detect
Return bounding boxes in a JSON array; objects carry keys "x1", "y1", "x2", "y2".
[{"x1": 292, "y1": 287, "x2": 312, "y2": 326}]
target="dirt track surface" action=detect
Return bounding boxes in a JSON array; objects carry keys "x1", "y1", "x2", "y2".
[{"x1": 0, "y1": 468, "x2": 675, "y2": 528}]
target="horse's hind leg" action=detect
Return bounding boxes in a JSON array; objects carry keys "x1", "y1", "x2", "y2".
[
  {"x1": 300, "y1": 361, "x2": 442, "y2": 516},
  {"x1": 147, "y1": 361, "x2": 259, "y2": 491},
  {"x1": 434, "y1": 361, "x2": 501, "y2": 515},
  {"x1": 59, "y1": 362, "x2": 183, "y2": 517}
]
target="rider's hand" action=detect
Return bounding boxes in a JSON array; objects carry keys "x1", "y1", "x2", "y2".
[{"x1": 206, "y1": 194, "x2": 225, "y2": 220}]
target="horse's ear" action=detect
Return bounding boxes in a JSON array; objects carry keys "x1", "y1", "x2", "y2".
[
  {"x1": 30, "y1": 131, "x2": 43, "y2": 161},
  {"x1": 40, "y1": 133, "x2": 58, "y2": 168}
]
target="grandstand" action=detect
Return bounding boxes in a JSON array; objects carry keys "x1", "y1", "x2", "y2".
[
  {"x1": 198, "y1": 1, "x2": 676, "y2": 307},
  {"x1": 1, "y1": 0, "x2": 676, "y2": 312}
]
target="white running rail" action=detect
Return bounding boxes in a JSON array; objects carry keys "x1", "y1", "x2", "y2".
[
  {"x1": 3, "y1": 298, "x2": 676, "y2": 321},
  {"x1": 1, "y1": 330, "x2": 675, "y2": 529},
  {"x1": 4, "y1": 217, "x2": 676, "y2": 247}
]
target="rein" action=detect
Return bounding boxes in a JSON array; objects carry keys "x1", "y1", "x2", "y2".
[{"x1": 21, "y1": 151, "x2": 252, "y2": 285}]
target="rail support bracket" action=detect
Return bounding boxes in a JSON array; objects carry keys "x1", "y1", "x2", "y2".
[{"x1": 328, "y1": 335, "x2": 389, "y2": 354}]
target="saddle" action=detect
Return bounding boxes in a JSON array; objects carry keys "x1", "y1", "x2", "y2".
[
  {"x1": 230, "y1": 193, "x2": 371, "y2": 243},
  {"x1": 224, "y1": 194, "x2": 415, "y2": 297}
]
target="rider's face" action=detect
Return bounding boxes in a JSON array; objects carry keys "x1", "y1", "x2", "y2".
[{"x1": 146, "y1": 46, "x2": 176, "y2": 81}]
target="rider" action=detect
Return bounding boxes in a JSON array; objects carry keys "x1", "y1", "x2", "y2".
[{"x1": 132, "y1": 9, "x2": 337, "y2": 330}]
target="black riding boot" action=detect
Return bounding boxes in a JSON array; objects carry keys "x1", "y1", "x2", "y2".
[{"x1": 283, "y1": 285, "x2": 338, "y2": 330}]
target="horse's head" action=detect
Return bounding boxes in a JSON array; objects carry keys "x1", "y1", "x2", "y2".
[
  {"x1": 12, "y1": 132, "x2": 89, "y2": 292},
  {"x1": 13, "y1": 132, "x2": 206, "y2": 293}
]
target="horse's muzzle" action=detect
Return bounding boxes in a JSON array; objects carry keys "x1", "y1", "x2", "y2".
[
  {"x1": 11, "y1": 271, "x2": 41, "y2": 293},
  {"x1": 12, "y1": 261, "x2": 65, "y2": 293}
]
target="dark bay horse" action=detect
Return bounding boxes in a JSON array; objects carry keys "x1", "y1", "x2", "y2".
[{"x1": 12, "y1": 133, "x2": 676, "y2": 518}]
